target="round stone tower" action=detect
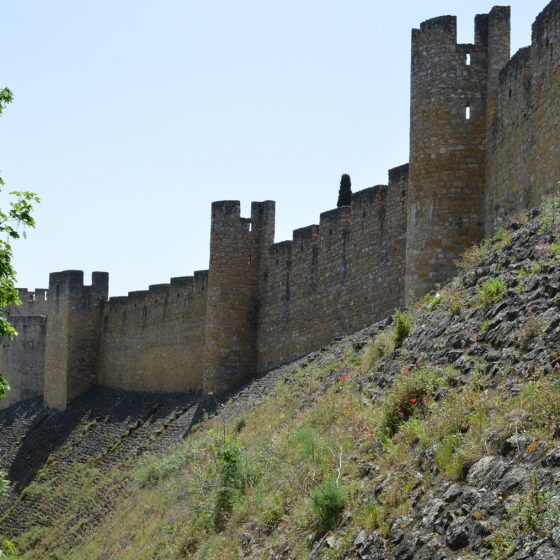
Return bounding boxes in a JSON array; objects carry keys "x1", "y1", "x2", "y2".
[{"x1": 405, "y1": 9, "x2": 510, "y2": 301}]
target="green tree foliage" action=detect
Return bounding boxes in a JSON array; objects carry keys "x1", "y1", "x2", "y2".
[
  {"x1": 0, "y1": 87, "x2": 39, "y2": 499},
  {"x1": 0, "y1": 88, "x2": 40, "y2": 401},
  {"x1": 337, "y1": 173, "x2": 352, "y2": 207}
]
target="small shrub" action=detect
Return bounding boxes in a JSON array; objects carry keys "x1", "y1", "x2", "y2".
[
  {"x1": 435, "y1": 436, "x2": 469, "y2": 481},
  {"x1": 539, "y1": 195, "x2": 560, "y2": 233},
  {"x1": 310, "y1": 479, "x2": 346, "y2": 530},
  {"x1": 510, "y1": 474, "x2": 560, "y2": 536},
  {"x1": 515, "y1": 315, "x2": 545, "y2": 352},
  {"x1": 344, "y1": 347, "x2": 363, "y2": 367},
  {"x1": 355, "y1": 501, "x2": 380, "y2": 532},
  {"x1": 363, "y1": 331, "x2": 394, "y2": 368},
  {"x1": 258, "y1": 491, "x2": 286, "y2": 529},
  {"x1": 547, "y1": 243, "x2": 560, "y2": 258},
  {"x1": 134, "y1": 463, "x2": 161, "y2": 488},
  {"x1": 0, "y1": 377, "x2": 9, "y2": 400},
  {"x1": 458, "y1": 242, "x2": 488, "y2": 271},
  {"x1": 380, "y1": 367, "x2": 444, "y2": 437},
  {"x1": 518, "y1": 382, "x2": 560, "y2": 437},
  {"x1": 444, "y1": 288, "x2": 464, "y2": 316},
  {"x1": 234, "y1": 416, "x2": 247, "y2": 433},
  {"x1": 347, "y1": 355, "x2": 363, "y2": 367},
  {"x1": 135, "y1": 450, "x2": 188, "y2": 488},
  {"x1": 214, "y1": 436, "x2": 246, "y2": 530},
  {"x1": 423, "y1": 292, "x2": 441, "y2": 311},
  {"x1": 489, "y1": 473, "x2": 560, "y2": 558},
  {"x1": 399, "y1": 417, "x2": 428, "y2": 447},
  {"x1": 480, "y1": 319, "x2": 490, "y2": 334},
  {"x1": 490, "y1": 228, "x2": 511, "y2": 252},
  {"x1": 392, "y1": 308, "x2": 412, "y2": 347},
  {"x1": 0, "y1": 540, "x2": 16, "y2": 558},
  {"x1": 477, "y1": 278, "x2": 507, "y2": 307},
  {"x1": 488, "y1": 533, "x2": 517, "y2": 559},
  {"x1": 21, "y1": 481, "x2": 53, "y2": 499},
  {"x1": 293, "y1": 427, "x2": 321, "y2": 464},
  {"x1": 0, "y1": 471, "x2": 8, "y2": 496}
]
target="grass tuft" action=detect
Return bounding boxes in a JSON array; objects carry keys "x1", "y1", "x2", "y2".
[
  {"x1": 392, "y1": 308, "x2": 413, "y2": 347},
  {"x1": 477, "y1": 278, "x2": 507, "y2": 307}
]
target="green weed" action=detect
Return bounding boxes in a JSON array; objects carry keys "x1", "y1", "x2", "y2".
[
  {"x1": 392, "y1": 308, "x2": 413, "y2": 347},
  {"x1": 515, "y1": 315, "x2": 545, "y2": 352},
  {"x1": 423, "y1": 292, "x2": 441, "y2": 311},
  {"x1": 310, "y1": 479, "x2": 346, "y2": 531},
  {"x1": 0, "y1": 540, "x2": 17, "y2": 558},
  {"x1": 0, "y1": 471, "x2": 8, "y2": 496},
  {"x1": 477, "y1": 278, "x2": 507, "y2": 307},
  {"x1": 380, "y1": 367, "x2": 445, "y2": 437},
  {"x1": 214, "y1": 436, "x2": 249, "y2": 530},
  {"x1": 363, "y1": 330, "x2": 394, "y2": 368},
  {"x1": 134, "y1": 450, "x2": 189, "y2": 488}
]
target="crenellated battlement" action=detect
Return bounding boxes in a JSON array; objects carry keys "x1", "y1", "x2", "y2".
[
  {"x1": 293, "y1": 225, "x2": 319, "y2": 251},
  {"x1": 2, "y1": 0, "x2": 559, "y2": 409},
  {"x1": 415, "y1": 15, "x2": 457, "y2": 43},
  {"x1": 6, "y1": 288, "x2": 49, "y2": 317},
  {"x1": 103, "y1": 270, "x2": 208, "y2": 317},
  {"x1": 16, "y1": 288, "x2": 48, "y2": 304}
]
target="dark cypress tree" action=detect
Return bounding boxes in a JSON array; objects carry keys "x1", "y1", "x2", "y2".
[{"x1": 337, "y1": 174, "x2": 352, "y2": 207}]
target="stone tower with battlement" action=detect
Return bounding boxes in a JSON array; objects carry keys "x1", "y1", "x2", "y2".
[
  {"x1": 405, "y1": 8, "x2": 511, "y2": 301},
  {"x1": 204, "y1": 200, "x2": 275, "y2": 395},
  {"x1": 1, "y1": 1, "x2": 559, "y2": 410},
  {"x1": 43, "y1": 271, "x2": 108, "y2": 409}
]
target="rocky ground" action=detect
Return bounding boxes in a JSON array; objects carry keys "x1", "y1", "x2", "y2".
[
  {"x1": 340, "y1": 209, "x2": 560, "y2": 559},
  {"x1": 2, "y1": 206, "x2": 560, "y2": 559}
]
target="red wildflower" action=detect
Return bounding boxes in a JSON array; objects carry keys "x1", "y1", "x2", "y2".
[
  {"x1": 342, "y1": 374, "x2": 348, "y2": 382},
  {"x1": 409, "y1": 398, "x2": 417, "y2": 405}
]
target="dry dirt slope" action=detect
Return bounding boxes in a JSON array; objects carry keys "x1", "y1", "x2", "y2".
[{"x1": 2, "y1": 203, "x2": 560, "y2": 559}]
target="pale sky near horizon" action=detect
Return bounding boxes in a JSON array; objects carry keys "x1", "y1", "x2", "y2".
[{"x1": 0, "y1": 1, "x2": 546, "y2": 297}]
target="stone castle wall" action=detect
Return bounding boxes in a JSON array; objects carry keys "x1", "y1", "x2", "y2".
[
  {"x1": 485, "y1": 0, "x2": 560, "y2": 232},
  {"x1": 1, "y1": 1, "x2": 559, "y2": 410},
  {"x1": 97, "y1": 272, "x2": 208, "y2": 393},
  {"x1": 256, "y1": 165, "x2": 408, "y2": 372},
  {"x1": 0, "y1": 316, "x2": 46, "y2": 409}
]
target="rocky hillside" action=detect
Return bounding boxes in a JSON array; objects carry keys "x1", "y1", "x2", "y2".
[{"x1": 2, "y1": 201, "x2": 560, "y2": 559}]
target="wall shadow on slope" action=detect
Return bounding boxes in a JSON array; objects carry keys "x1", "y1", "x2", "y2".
[{"x1": 0, "y1": 386, "x2": 201, "y2": 491}]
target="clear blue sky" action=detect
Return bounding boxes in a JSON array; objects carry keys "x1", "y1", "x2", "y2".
[{"x1": 0, "y1": 1, "x2": 546, "y2": 297}]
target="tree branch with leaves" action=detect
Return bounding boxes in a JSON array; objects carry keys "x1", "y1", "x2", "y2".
[{"x1": 0, "y1": 87, "x2": 40, "y2": 401}]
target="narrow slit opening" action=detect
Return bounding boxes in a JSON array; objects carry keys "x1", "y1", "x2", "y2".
[
  {"x1": 466, "y1": 53, "x2": 471, "y2": 65},
  {"x1": 465, "y1": 105, "x2": 471, "y2": 120}
]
